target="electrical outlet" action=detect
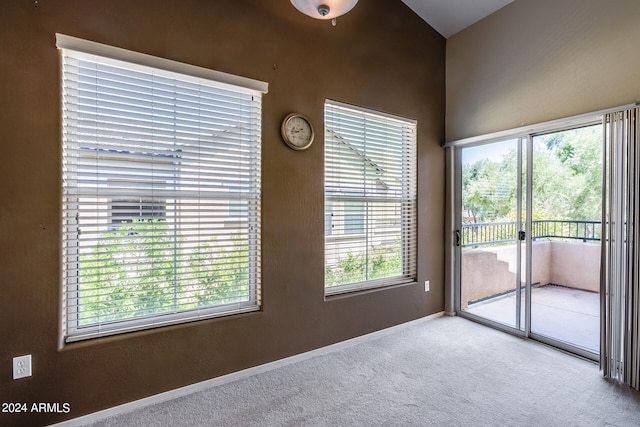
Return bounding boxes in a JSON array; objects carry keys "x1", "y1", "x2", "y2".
[
  {"x1": 13, "y1": 355, "x2": 32, "y2": 380},
  {"x1": 424, "y1": 280, "x2": 430, "y2": 292}
]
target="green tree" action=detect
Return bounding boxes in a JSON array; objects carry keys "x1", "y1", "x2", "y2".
[
  {"x1": 539, "y1": 126, "x2": 602, "y2": 220},
  {"x1": 79, "y1": 221, "x2": 250, "y2": 326},
  {"x1": 79, "y1": 220, "x2": 176, "y2": 325},
  {"x1": 462, "y1": 125, "x2": 602, "y2": 224},
  {"x1": 325, "y1": 243, "x2": 402, "y2": 287},
  {"x1": 186, "y1": 236, "x2": 249, "y2": 306},
  {"x1": 462, "y1": 153, "x2": 518, "y2": 223}
]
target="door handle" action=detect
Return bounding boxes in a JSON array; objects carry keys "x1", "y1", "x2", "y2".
[
  {"x1": 518, "y1": 230, "x2": 526, "y2": 241},
  {"x1": 455, "y1": 230, "x2": 461, "y2": 247}
]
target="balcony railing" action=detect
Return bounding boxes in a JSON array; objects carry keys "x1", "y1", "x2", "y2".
[{"x1": 462, "y1": 220, "x2": 601, "y2": 248}]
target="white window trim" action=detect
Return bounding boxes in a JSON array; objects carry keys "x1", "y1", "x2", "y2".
[
  {"x1": 59, "y1": 36, "x2": 266, "y2": 342},
  {"x1": 324, "y1": 99, "x2": 417, "y2": 296},
  {"x1": 55, "y1": 34, "x2": 268, "y2": 95}
]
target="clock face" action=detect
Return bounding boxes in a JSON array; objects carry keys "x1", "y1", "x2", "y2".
[{"x1": 282, "y1": 114, "x2": 314, "y2": 150}]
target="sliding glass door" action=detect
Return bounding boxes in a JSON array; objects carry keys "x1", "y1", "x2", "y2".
[
  {"x1": 459, "y1": 138, "x2": 524, "y2": 329},
  {"x1": 457, "y1": 124, "x2": 602, "y2": 358},
  {"x1": 529, "y1": 126, "x2": 602, "y2": 354}
]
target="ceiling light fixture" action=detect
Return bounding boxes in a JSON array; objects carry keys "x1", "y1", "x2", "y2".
[{"x1": 290, "y1": 0, "x2": 359, "y2": 26}]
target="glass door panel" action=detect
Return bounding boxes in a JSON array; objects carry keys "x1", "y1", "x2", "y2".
[
  {"x1": 460, "y1": 139, "x2": 522, "y2": 328},
  {"x1": 529, "y1": 125, "x2": 602, "y2": 354}
]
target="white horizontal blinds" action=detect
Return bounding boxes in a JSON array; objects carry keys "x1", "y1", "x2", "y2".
[
  {"x1": 61, "y1": 47, "x2": 262, "y2": 342},
  {"x1": 324, "y1": 100, "x2": 417, "y2": 294}
]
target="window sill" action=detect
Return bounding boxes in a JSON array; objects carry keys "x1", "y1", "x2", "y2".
[{"x1": 324, "y1": 279, "x2": 417, "y2": 301}]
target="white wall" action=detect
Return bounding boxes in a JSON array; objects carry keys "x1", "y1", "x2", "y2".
[{"x1": 446, "y1": 0, "x2": 640, "y2": 141}]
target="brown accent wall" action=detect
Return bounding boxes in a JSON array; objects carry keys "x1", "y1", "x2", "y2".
[{"x1": 0, "y1": 1, "x2": 445, "y2": 425}]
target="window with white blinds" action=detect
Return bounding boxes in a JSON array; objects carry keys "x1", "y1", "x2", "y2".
[
  {"x1": 324, "y1": 100, "x2": 417, "y2": 295},
  {"x1": 58, "y1": 35, "x2": 266, "y2": 342}
]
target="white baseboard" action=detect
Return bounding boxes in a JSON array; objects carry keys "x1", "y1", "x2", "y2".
[{"x1": 50, "y1": 311, "x2": 444, "y2": 427}]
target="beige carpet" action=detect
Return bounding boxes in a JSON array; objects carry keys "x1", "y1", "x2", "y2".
[{"x1": 85, "y1": 316, "x2": 640, "y2": 426}]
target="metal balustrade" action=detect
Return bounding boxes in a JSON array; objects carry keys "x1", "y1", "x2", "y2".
[{"x1": 462, "y1": 220, "x2": 601, "y2": 248}]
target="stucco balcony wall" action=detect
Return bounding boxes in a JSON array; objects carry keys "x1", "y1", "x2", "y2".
[{"x1": 461, "y1": 241, "x2": 599, "y2": 309}]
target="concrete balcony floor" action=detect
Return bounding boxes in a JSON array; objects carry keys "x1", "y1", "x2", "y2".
[{"x1": 464, "y1": 284, "x2": 600, "y2": 354}]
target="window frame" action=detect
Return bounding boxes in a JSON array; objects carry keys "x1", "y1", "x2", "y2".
[
  {"x1": 324, "y1": 99, "x2": 417, "y2": 296},
  {"x1": 58, "y1": 34, "x2": 267, "y2": 342}
]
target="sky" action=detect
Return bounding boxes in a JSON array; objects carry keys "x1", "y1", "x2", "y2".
[{"x1": 461, "y1": 138, "x2": 518, "y2": 165}]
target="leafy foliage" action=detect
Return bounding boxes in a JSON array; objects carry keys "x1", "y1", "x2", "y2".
[
  {"x1": 325, "y1": 244, "x2": 402, "y2": 287},
  {"x1": 78, "y1": 220, "x2": 249, "y2": 326},
  {"x1": 462, "y1": 126, "x2": 602, "y2": 224}
]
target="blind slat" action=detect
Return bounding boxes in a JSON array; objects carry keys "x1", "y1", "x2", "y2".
[
  {"x1": 61, "y1": 43, "x2": 262, "y2": 342},
  {"x1": 324, "y1": 100, "x2": 417, "y2": 294}
]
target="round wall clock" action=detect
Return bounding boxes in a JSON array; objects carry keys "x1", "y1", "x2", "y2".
[{"x1": 281, "y1": 113, "x2": 314, "y2": 151}]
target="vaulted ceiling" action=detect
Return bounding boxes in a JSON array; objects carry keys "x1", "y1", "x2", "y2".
[{"x1": 401, "y1": 0, "x2": 514, "y2": 38}]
